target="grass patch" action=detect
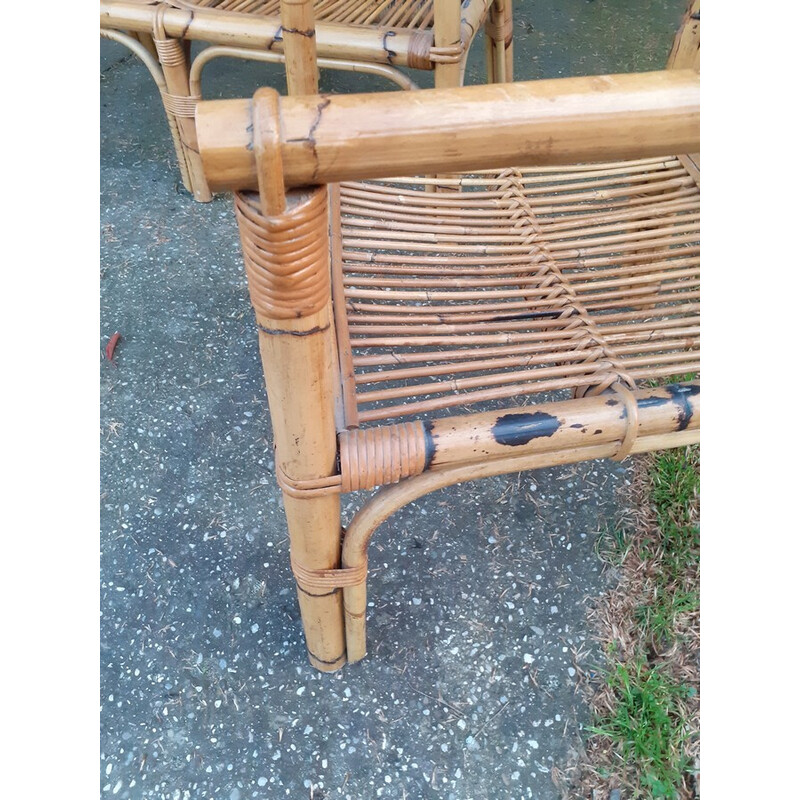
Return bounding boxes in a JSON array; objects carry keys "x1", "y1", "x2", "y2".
[
  {"x1": 590, "y1": 658, "x2": 694, "y2": 798},
  {"x1": 571, "y1": 442, "x2": 700, "y2": 799}
]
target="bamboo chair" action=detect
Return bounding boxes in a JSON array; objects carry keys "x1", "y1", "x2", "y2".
[
  {"x1": 191, "y1": 0, "x2": 700, "y2": 671},
  {"x1": 100, "y1": 0, "x2": 513, "y2": 201}
]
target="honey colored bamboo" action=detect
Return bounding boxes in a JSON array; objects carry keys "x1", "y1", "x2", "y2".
[
  {"x1": 341, "y1": 384, "x2": 700, "y2": 661},
  {"x1": 433, "y1": 0, "x2": 462, "y2": 88},
  {"x1": 485, "y1": 0, "x2": 513, "y2": 82},
  {"x1": 667, "y1": 2, "x2": 700, "y2": 184},
  {"x1": 153, "y1": 7, "x2": 210, "y2": 201},
  {"x1": 667, "y1": 1, "x2": 700, "y2": 71},
  {"x1": 238, "y1": 186, "x2": 347, "y2": 671},
  {"x1": 281, "y1": 0, "x2": 319, "y2": 95},
  {"x1": 195, "y1": 70, "x2": 700, "y2": 192},
  {"x1": 101, "y1": 0, "x2": 435, "y2": 68}
]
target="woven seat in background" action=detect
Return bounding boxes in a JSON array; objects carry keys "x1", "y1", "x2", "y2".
[
  {"x1": 100, "y1": 0, "x2": 513, "y2": 201},
  {"x1": 172, "y1": 0, "x2": 440, "y2": 29}
]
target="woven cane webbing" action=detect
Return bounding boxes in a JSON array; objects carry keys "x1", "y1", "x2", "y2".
[
  {"x1": 168, "y1": 0, "x2": 442, "y2": 31},
  {"x1": 336, "y1": 158, "x2": 700, "y2": 424}
]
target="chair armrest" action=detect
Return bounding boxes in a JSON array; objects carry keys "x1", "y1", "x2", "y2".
[{"x1": 196, "y1": 69, "x2": 700, "y2": 193}]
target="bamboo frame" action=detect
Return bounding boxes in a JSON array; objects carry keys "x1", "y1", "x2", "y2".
[
  {"x1": 185, "y1": 4, "x2": 700, "y2": 669},
  {"x1": 188, "y1": 46, "x2": 420, "y2": 95},
  {"x1": 101, "y1": 0, "x2": 506, "y2": 198},
  {"x1": 196, "y1": 71, "x2": 700, "y2": 191}
]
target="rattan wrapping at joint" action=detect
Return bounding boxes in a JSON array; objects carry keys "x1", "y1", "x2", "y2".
[
  {"x1": 153, "y1": 34, "x2": 186, "y2": 67},
  {"x1": 610, "y1": 382, "x2": 639, "y2": 462},
  {"x1": 407, "y1": 30, "x2": 433, "y2": 70},
  {"x1": 234, "y1": 188, "x2": 331, "y2": 320},
  {"x1": 290, "y1": 554, "x2": 368, "y2": 590},
  {"x1": 275, "y1": 463, "x2": 342, "y2": 498},
  {"x1": 339, "y1": 421, "x2": 428, "y2": 492},
  {"x1": 161, "y1": 92, "x2": 200, "y2": 118},
  {"x1": 429, "y1": 43, "x2": 465, "y2": 64}
]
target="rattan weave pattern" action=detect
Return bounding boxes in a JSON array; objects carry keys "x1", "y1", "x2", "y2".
[
  {"x1": 169, "y1": 0, "x2": 438, "y2": 30},
  {"x1": 336, "y1": 157, "x2": 700, "y2": 423}
]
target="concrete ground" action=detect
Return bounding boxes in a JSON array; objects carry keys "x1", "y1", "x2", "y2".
[{"x1": 100, "y1": 2, "x2": 686, "y2": 798}]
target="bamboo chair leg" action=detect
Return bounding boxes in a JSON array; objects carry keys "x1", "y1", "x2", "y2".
[
  {"x1": 433, "y1": 0, "x2": 463, "y2": 89},
  {"x1": 486, "y1": 0, "x2": 513, "y2": 83},
  {"x1": 152, "y1": 6, "x2": 211, "y2": 202},
  {"x1": 100, "y1": 29, "x2": 193, "y2": 195},
  {"x1": 234, "y1": 161, "x2": 347, "y2": 669}
]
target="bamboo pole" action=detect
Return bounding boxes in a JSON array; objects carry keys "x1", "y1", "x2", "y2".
[
  {"x1": 195, "y1": 70, "x2": 701, "y2": 191},
  {"x1": 485, "y1": 0, "x2": 513, "y2": 83},
  {"x1": 433, "y1": 0, "x2": 462, "y2": 89},
  {"x1": 668, "y1": 2, "x2": 699, "y2": 184},
  {"x1": 236, "y1": 185, "x2": 347, "y2": 672},
  {"x1": 667, "y1": 1, "x2": 700, "y2": 72},
  {"x1": 152, "y1": 7, "x2": 211, "y2": 201},
  {"x1": 100, "y1": 0, "x2": 433, "y2": 69},
  {"x1": 281, "y1": 0, "x2": 319, "y2": 95},
  {"x1": 338, "y1": 382, "x2": 699, "y2": 491},
  {"x1": 231, "y1": 90, "x2": 347, "y2": 671}
]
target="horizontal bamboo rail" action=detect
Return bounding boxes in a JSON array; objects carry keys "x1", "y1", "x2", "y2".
[
  {"x1": 195, "y1": 70, "x2": 700, "y2": 191},
  {"x1": 338, "y1": 383, "x2": 699, "y2": 491},
  {"x1": 341, "y1": 383, "x2": 700, "y2": 661},
  {"x1": 100, "y1": 0, "x2": 431, "y2": 68}
]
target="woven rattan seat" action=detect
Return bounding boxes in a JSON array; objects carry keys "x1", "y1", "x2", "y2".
[
  {"x1": 186, "y1": 1, "x2": 701, "y2": 670},
  {"x1": 336, "y1": 163, "x2": 700, "y2": 425},
  {"x1": 100, "y1": 0, "x2": 512, "y2": 201},
  {"x1": 173, "y1": 0, "x2": 439, "y2": 29}
]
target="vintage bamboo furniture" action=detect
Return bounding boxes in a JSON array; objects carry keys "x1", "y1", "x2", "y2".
[
  {"x1": 100, "y1": 0, "x2": 513, "y2": 201},
  {"x1": 190, "y1": 0, "x2": 700, "y2": 671}
]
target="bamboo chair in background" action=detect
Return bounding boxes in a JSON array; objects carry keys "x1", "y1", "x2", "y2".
[
  {"x1": 100, "y1": 0, "x2": 513, "y2": 201},
  {"x1": 191, "y1": 0, "x2": 700, "y2": 671}
]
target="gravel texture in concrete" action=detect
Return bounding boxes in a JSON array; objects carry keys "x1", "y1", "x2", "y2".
[{"x1": 100, "y1": 2, "x2": 686, "y2": 797}]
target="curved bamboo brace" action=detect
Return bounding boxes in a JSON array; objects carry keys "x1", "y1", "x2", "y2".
[
  {"x1": 188, "y1": 45, "x2": 419, "y2": 98},
  {"x1": 341, "y1": 425, "x2": 699, "y2": 662},
  {"x1": 100, "y1": 27, "x2": 193, "y2": 193}
]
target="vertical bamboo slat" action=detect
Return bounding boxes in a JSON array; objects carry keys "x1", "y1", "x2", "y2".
[
  {"x1": 152, "y1": 7, "x2": 211, "y2": 201},
  {"x1": 485, "y1": 0, "x2": 513, "y2": 83},
  {"x1": 433, "y1": 0, "x2": 462, "y2": 88},
  {"x1": 281, "y1": 0, "x2": 320, "y2": 95}
]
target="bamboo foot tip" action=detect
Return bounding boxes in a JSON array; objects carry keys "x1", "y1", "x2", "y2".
[{"x1": 307, "y1": 649, "x2": 347, "y2": 673}]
